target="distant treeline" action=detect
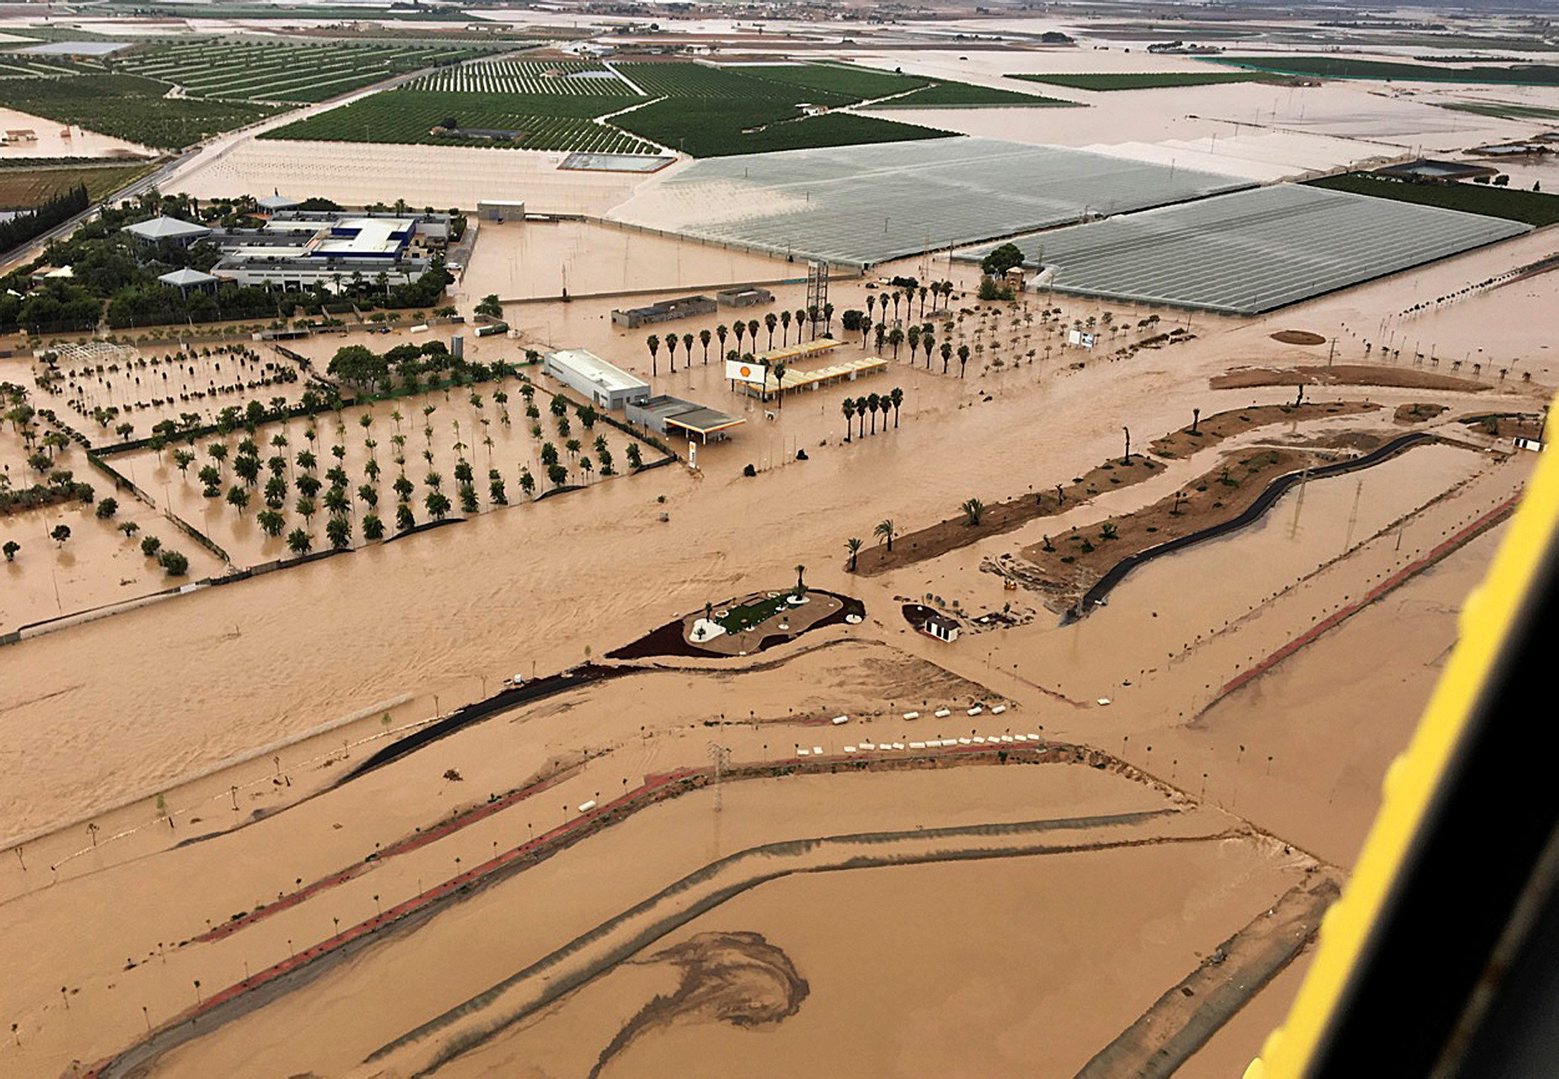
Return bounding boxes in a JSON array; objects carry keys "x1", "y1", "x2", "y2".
[{"x1": 0, "y1": 183, "x2": 89, "y2": 255}]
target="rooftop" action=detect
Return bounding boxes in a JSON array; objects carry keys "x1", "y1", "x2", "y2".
[
  {"x1": 122, "y1": 216, "x2": 212, "y2": 241},
  {"x1": 547, "y1": 348, "x2": 649, "y2": 395},
  {"x1": 636, "y1": 395, "x2": 744, "y2": 435},
  {"x1": 157, "y1": 268, "x2": 218, "y2": 287}
]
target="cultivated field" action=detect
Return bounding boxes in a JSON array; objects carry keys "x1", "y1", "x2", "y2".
[
  {"x1": 261, "y1": 90, "x2": 660, "y2": 154},
  {"x1": 0, "y1": 56, "x2": 87, "y2": 80},
  {"x1": 0, "y1": 160, "x2": 151, "y2": 206},
  {"x1": 404, "y1": 58, "x2": 636, "y2": 97},
  {"x1": 0, "y1": 73, "x2": 277, "y2": 149},
  {"x1": 113, "y1": 38, "x2": 497, "y2": 105},
  {"x1": 1009, "y1": 70, "x2": 1283, "y2": 91}
]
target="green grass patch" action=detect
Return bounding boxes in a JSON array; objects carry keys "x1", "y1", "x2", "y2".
[
  {"x1": 1307, "y1": 172, "x2": 1559, "y2": 227},
  {"x1": 716, "y1": 591, "x2": 796, "y2": 633},
  {"x1": 617, "y1": 97, "x2": 947, "y2": 156},
  {"x1": 886, "y1": 81, "x2": 1074, "y2": 106},
  {"x1": 0, "y1": 73, "x2": 278, "y2": 149},
  {"x1": 1216, "y1": 56, "x2": 1559, "y2": 86},
  {"x1": 260, "y1": 90, "x2": 658, "y2": 154},
  {"x1": 1009, "y1": 71, "x2": 1281, "y2": 90}
]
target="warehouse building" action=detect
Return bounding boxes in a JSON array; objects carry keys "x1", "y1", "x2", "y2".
[
  {"x1": 544, "y1": 349, "x2": 650, "y2": 410},
  {"x1": 626, "y1": 395, "x2": 745, "y2": 443},
  {"x1": 200, "y1": 210, "x2": 452, "y2": 292},
  {"x1": 716, "y1": 285, "x2": 775, "y2": 308},
  {"x1": 477, "y1": 200, "x2": 527, "y2": 222},
  {"x1": 611, "y1": 294, "x2": 717, "y2": 329}
]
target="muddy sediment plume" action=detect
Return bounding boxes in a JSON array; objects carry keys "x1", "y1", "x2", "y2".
[{"x1": 590, "y1": 931, "x2": 808, "y2": 1077}]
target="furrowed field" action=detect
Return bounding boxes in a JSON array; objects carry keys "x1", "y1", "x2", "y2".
[
  {"x1": 260, "y1": 90, "x2": 659, "y2": 154},
  {"x1": 112, "y1": 38, "x2": 500, "y2": 104},
  {"x1": 263, "y1": 61, "x2": 1005, "y2": 157}
]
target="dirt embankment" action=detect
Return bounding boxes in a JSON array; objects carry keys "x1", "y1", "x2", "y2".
[
  {"x1": 1212, "y1": 364, "x2": 1487, "y2": 393},
  {"x1": 1151, "y1": 401, "x2": 1378, "y2": 459},
  {"x1": 1000, "y1": 448, "x2": 1317, "y2": 610},
  {"x1": 853, "y1": 401, "x2": 1377, "y2": 576},
  {"x1": 1395, "y1": 402, "x2": 1448, "y2": 424},
  {"x1": 1269, "y1": 330, "x2": 1327, "y2": 346}
]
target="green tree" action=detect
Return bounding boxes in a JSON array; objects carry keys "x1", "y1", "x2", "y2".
[
  {"x1": 49, "y1": 524, "x2": 70, "y2": 546},
  {"x1": 874, "y1": 519, "x2": 895, "y2": 552},
  {"x1": 226, "y1": 486, "x2": 250, "y2": 513},
  {"x1": 286, "y1": 528, "x2": 312, "y2": 555},
  {"x1": 3, "y1": 540, "x2": 18, "y2": 562},
  {"x1": 326, "y1": 515, "x2": 351, "y2": 549},
  {"x1": 257, "y1": 509, "x2": 285, "y2": 537},
  {"x1": 140, "y1": 536, "x2": 162, "y2": 557},
  {"x1": 95, "y1": 498, "x2": 119, "y2": 519},
  {"x1": 845, "y1": 536, "x2": 862, "y2": 571},
  {"x1": 890, "y1": 387, "x2": 904, "y2": 427},
  {"x1": 362, "y1": 513, "x2": 385, "y2": 541},
  {"x1": 980, "y1": 242, "x2": 1025, "y2": 277},
  {"x1": 425, "y1": 491, "x2": 451, "y2": 520},
  {"x1": 841, "y1": 396, "x2": 855, "y2": 442},
  {"x1": 475, "y1": 293, "x2": 503, "y2": 319},
  {"x1": 158, "y1": 549, "x2": 188, "y2": 576},
  {"x1": 961, "y1": 497, "x2": 984, "y2": 526}
]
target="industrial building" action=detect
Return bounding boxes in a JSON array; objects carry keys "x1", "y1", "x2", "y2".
[
  {"x1": 611, "y1": 294, "x2": 717, "y2": 329},
  {"x1": 124, "y1": 209, "x2": 454, "y2": 293},
  {"x1": 626, "y1": 395, "x2": 745, "y2": 442},
  {"x1": 477, "y1": 200, "x2": 526, "y2": 222},
  {"x1": 716, "y1": 285, "x2": 774, "y2": 308},
  {"x1": 543, "y1": 348, "x2": 651, "y2": 410}
]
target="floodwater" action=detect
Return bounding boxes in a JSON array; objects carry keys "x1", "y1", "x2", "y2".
[
  {"x1": 0, "y1": 106, "x2": 155, "y2": 161},
  {"x1": 0, "y1": 222, "x2": 1547, "y2": 843}
]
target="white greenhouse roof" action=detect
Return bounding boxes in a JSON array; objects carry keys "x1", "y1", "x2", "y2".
[
  {"x1": 122, "y1": 216, "x2": 212, "y2": 241},
  {"x1": 962, "y1": 184, "x2": 1532, "y2": 315}
]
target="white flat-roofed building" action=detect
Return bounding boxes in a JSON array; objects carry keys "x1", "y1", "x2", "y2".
[{"x1": 543, "y1": 348, "x2": 650, "y2": 410}]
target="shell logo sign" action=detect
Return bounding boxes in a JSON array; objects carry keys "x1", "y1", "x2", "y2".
[{"x1": 725, "y1": 359, "x2": 766, "y2": 385}]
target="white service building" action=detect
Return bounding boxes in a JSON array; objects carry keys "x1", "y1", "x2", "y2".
[{"x1": 543, "y1": 349, "x2": 650, "y2": 410}]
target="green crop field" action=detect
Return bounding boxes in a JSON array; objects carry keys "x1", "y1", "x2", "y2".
[
  {"x1": 0, "y1": 56, "x2": 89, "y2": 79},
  {"x1": 0, "y1": 160, "x2": 152, "y2": 207},
  {"x1": 1008, "y1": 71, "x2": 1282, "y2": 90},
  {"x1": 264, "y1": 61, "x2": 1065, "y2": 157},
  {"x1": 883, "y1": 81, "x2": 1073, "y2": 106},
  {"x1": 1307, "y1": 172, "x2": 1559, "y2": 227},
  {"x1": 1217, "y1": 56, "x2": 1559, "y2": 87},
  {"x1": 405, "y1": 59, "x2": 636, "y2": 96},
  {"x1": 112, "y1": 38, "x2": 496, "y2": 104},
  {"x1": 0, "y1": 73, "x2": 278, "y2": 149},
  {"x1": 261, "y1": 90, "x2": 658, "y2": 154}
]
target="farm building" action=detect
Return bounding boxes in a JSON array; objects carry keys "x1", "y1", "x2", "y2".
[
  {"x1": 544, "y1": 349, "x2": 650, "y2": 410},
  {"x1": 477, "y1": 200, "x2": 526, "y2": 222},
  {"x1": 626, "y1": 395, "x2": 745, "y2": 442},
  {"x1": 121, "y1": 216, "x2": 212, "y2": 246},
  {"x1": 716, "y1": 285, "x2": 775, "y2": 308},
  {"x1": 611, "y1": 294, "x2": 717, "y2": 329}
]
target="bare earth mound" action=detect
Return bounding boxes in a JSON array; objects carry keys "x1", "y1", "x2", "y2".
[
  {"x1": 1270, "y1": 330, "x2": 1326, "y2": 346},
  {"x1": 1212, "y1": 364, "x2": 1487, "y2": 393}
]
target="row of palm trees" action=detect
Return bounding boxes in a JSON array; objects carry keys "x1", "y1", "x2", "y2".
[
  {"x1": 838, "y1": 388, "x2": 906, "y2": 442},
  {"x1": 644, "y1": 303, "x2": 840, "y2": 377},
  {"x1": 865, "y1": 280, "x2": 956, "y2": 327},
  {"x1": 843, "y1": 518, "x2": 898, "y2": 571},
  {"x1": 862, "y1": 319, "x2": 972, "y2": 377}
]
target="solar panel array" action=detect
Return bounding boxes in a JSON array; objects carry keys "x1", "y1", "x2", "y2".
[
  {"x1": 963, "y1": 184, "x2": 1531, "y2": 314},
  {"x1": 608, "y1": 138, "x2": 1251, "y2": 267}
]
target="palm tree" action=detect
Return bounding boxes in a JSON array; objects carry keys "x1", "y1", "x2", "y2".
[
  {"x1": 855, "y1": 397, "x2": 868, "y2": 439},
  {"x1": 922, "y1": 334, "x2": 935, "y2": 369},
  {"x1": 918, "y1": 286, "x2": 929, "y2": 318},
  {"x1": 907, "y1": 325, "x2": 921, "y2": 361},
  {"x1": 874, "y1": 519, "x2": 896, "y2": 552},
  {"x1": 794, "y1": 308, "x2": 807, "y2": 341},
  {"x1": 961, "y1": 497, "x2": 984, "y2": 526},
  {"x1": 940, "y1": 341, "x2": 953, "y2": 373},
  {"x1": 646, "y1": 334, "x2": 660, "y2": 377},
  {"x1": 699, "y1": 328, "x2": 712, "y2": 364},
  {"x1": 780, "y1": 309, "x2": 792, "y2": 345},
  {"x1": 841, "y1": 397, "x2": 855, "y2": 442},
  {"x1": 890, "y1": 386, "x2": 904, "y2": 427},
  {"x1": 873, "y1": 324, "x2": 886, "y2": 354},
  {"x1": 682, "y1": 333, "x2": 694, "y2": 365},
  {"x1": 764, "y1": 312, "x2": 778, "y2": 348},
  {"x1": 1122, "y1": 426, "x2": 1131, "y2": 464},
  {"x1": 1190, "y1": 407, "x2": 1201, "y2": 435},
  {"x1": 878, "y1": 395, "x2": 892, "y2": 431},
  {"x1": 845, "y1": 536, "x2": 862, "y2": 571},
  {"x1": 665, "y1": 333, "x2": 678, "y2": 372},
  {"x1": 957, "y1": 344, "x2": 971, "y2": 377},
  {"x1": 772, "y1": 362, "x2": 787, "y2": 407},
  {"x1": 747, "y1": 319, "x2": 760, "y2": 349},
  {"x1": 716, "y1": 323, "x2": 728, "y2": 356},
  {"x1": 867, "y1": 392, "x2": 882, "y2": 435},
  {"x1": 887, "y1": 327, "x2": 904, "y2": 359},
  {"x1": 794, "y1": 563, "x2": 806, "y2": 592},
  {"x1": 733, "y1": 320, "x2": 746, "y2": 352},
  {"x1": 822, "y1": 302, "x2": 834, "y2": 336}
]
